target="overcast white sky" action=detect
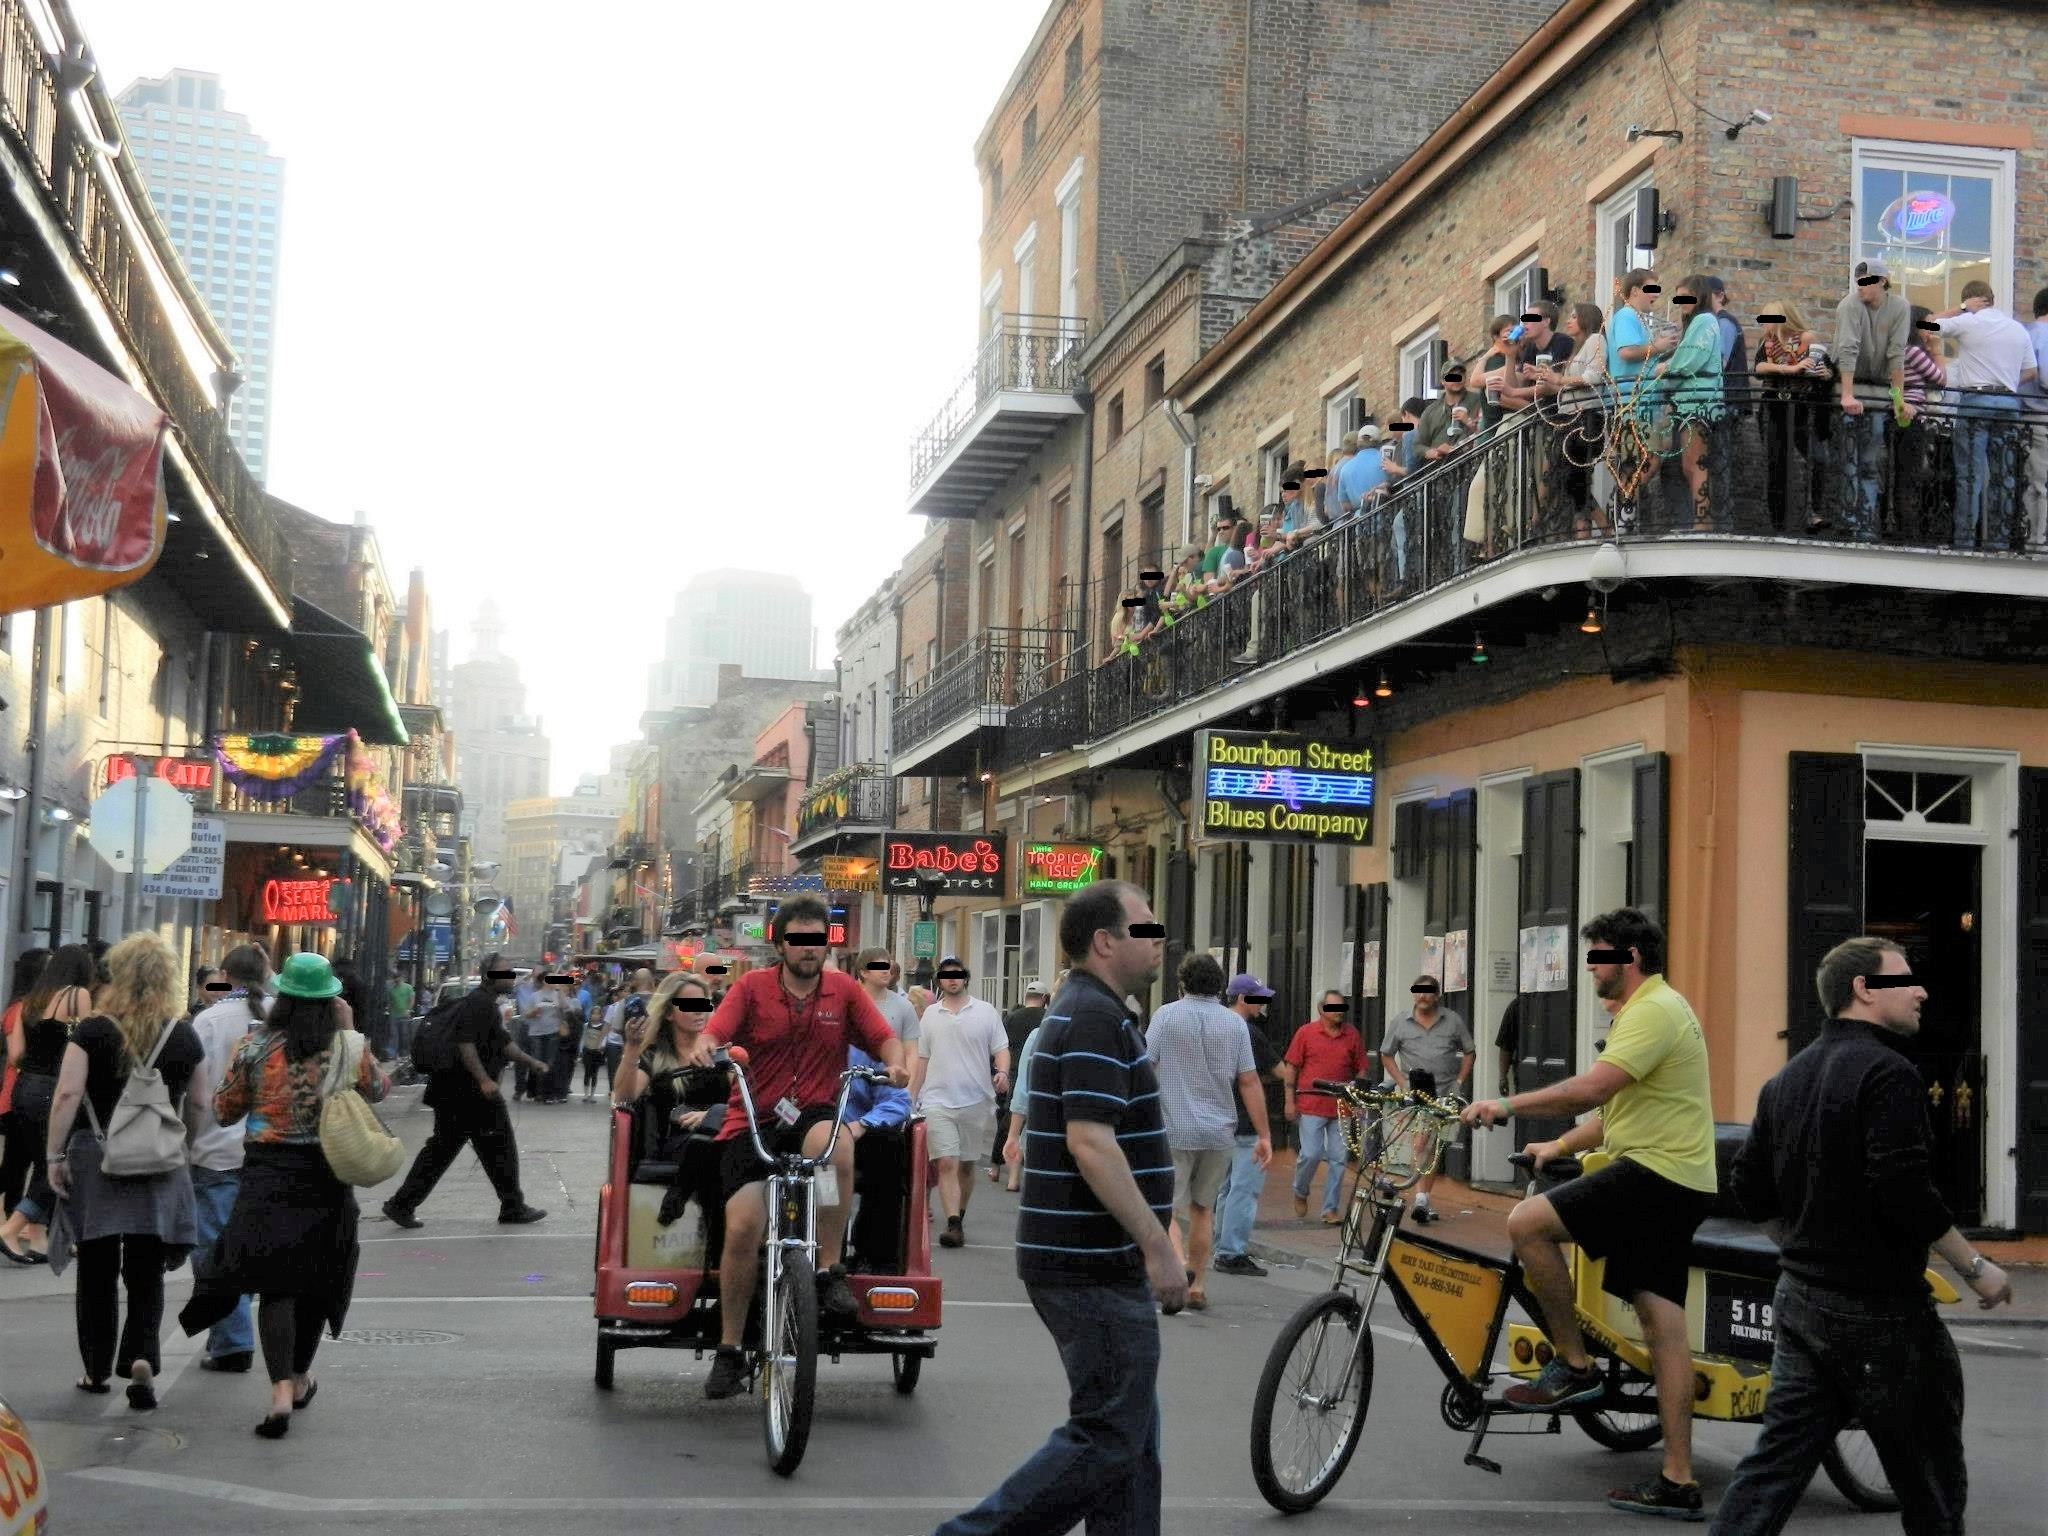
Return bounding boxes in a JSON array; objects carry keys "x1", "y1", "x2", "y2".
[{"x1": 76, "y1": 0, "x2": 1046, "y2": 791}]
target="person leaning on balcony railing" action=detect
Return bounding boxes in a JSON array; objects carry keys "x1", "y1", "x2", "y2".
[
  {"x1": 1896, "y1": 307, "x2": 1950, "y2": 545},
  {"x1": 1832, "y1": 256, "x2": 1912, "y2": 543},
  {"x1": 1753, "y1": 300, "x2": 1834, "y2": 535},
  {"x1": 1647, "y1": 275, "x2": 1728, "y2": 532},
  {"x1": 1105, "y1": 587, "x2": 1146, "y2": 664},
  {"x1": 1527, "y1": 303, "x2": 1611, "y2": 538},
  {"x1": 1930, "y1": 280, "x2": 2036, "y2": 554},
  {"x1": 1416, "y1": 367, "x2": 1479, "y2": 462},
  {"x1": 2027, "y1": 286, "x2": 2048, "y2": 555}
]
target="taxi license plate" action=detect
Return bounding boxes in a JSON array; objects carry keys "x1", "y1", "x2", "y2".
[{"x1": 1703, "y1": 1271, "x2": 1778, "y2": 1363}]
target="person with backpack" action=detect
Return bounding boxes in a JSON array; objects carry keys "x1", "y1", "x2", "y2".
[
  {"x1": 380, "y1": 956, "x2": 549, "y2": 1230},
  {"x1": 42, "y1": 934, "x2": 203, "y2": 1409},
  {"x1": 178, "y1": 952, "x2": 390, "y2": 1438}
]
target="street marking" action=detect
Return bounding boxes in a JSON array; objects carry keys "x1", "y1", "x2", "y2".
[
  {"x1": 104, "y1": 1331, "x2": 200, "y2": 1418},
  {"x1": 70, "y1": 1468, "x2": 1612, "y2": 1516},
  {"x1": 359, "y1": 1232, "x2": 592, "y2": 1244}
]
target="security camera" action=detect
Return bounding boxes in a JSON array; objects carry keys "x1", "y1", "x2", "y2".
[
  {"x1": 1587, "y1": 542, "x2": 1626, "y2": 594},
  {"x1": 1193, "y1": 473, "x2": 1214, "y2": 489},
  {"x1": 1626, "y1": 124, "x2": 1643, "y2": 143},
  {"x1": 1748, "y1": 108, "x2": 1773, "y2": 125}
]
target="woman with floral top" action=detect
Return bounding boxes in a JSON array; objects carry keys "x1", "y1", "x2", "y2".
[
  {"x1": 1649, "y1": 275, "x2": 1728, "y2": 529},
  {"x1": 179, "y1": 952, "x2": 388, "y2": 1439}
]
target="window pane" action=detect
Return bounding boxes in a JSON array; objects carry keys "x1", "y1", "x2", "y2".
[
  {"x1": 1860, "y1": 167, "x2": 1903, "y2": 244},
  {"x1": 1947, "y1": 175, "x2": 1992, "y2": 254}
]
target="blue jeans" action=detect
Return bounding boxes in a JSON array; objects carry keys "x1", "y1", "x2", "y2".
[
  {"x1": 1212, "y1": 1133, "x2": 1265, "y2": 1259},
  {"x1": 1953, "y1": 391, "x2": 2020, "y2": 549},
  {"x1": 1291, "y1": 1113, "x2": 1351, "y2": 1216},
  {"x1": 1708, "y1": 1276, "x2": 1965, "y2": 1536},
  {"x1": 1838, "y1": 410, "x2": 1887, "y2": 540},
  {"x1": 936, "y1": 1280, "x2": 1162, "y2": 1536},
  {"x1": 189, "y1": 1166, "x2": 253, "y2": 1359}
]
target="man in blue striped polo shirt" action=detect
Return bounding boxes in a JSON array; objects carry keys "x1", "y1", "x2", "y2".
[{"x1": 936, "y1": 879, "x2": 1182, "y2": 1536}]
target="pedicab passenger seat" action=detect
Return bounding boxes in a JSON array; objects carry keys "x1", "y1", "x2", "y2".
[{"x1": 1687, "y1": 1122, "x2": 1781, "y2": 1285}]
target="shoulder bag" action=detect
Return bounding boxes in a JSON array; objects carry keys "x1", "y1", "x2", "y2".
[{"x1": 319, "y1": 1031, "x2": 404, "y2": 1187}]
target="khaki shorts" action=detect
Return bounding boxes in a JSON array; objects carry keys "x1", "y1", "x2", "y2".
[
  {"x1": 923, "y1": 1103, "x2": 997, "y2": 1162},
  {"x1": 1172, "y1": 1147, "x2": 1233, "y2": 1213}
]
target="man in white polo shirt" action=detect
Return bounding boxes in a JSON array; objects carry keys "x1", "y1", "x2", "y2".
[
  {"x1": 1931, "y1": 280, "x2": 2038, "y2": 550},
  {"x1": 911, "y1": 956, "x2": 1010, "y2": 1249}
]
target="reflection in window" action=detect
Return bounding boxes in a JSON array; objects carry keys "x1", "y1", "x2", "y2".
[{"x1": 1854, "y1": 144, "x2": 2009, "y2": 315}]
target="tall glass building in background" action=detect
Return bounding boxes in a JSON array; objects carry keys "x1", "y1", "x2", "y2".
[{"x1": 115, "y1": 69, "x2": 283, "y2": 483}]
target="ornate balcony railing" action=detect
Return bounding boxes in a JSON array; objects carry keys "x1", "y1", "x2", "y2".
[
  {"x1": 0, "y1": 0, "x2": 290, "y2": 600},
  {"x1": 795, "y1": 766, "x2": 893, "y2": 840},
  {"x1": 893, "y1": 625, "x2": 1072, "y2": 756},
  {"x1": 909, "y1": 313, "x2": 1089, "y2": 493},
  {"x1": 1083, "y1": 380, "x2": 2045, "y2": 744},
  {"x1": 999, "y1": 666, "x2": 1092, "y2": 769}
]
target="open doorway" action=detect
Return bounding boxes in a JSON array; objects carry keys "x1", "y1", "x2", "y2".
[{"x1": 1865, "y1": 840, "x2": 1983, "y2": 1226}]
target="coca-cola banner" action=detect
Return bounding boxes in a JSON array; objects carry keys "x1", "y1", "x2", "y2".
[
  {"x1": 879, "y1": 831, "x2": 1008, "y2": 897},
  {"x1": 0, "y1": 309, "x2": 168, "y2": 616}
]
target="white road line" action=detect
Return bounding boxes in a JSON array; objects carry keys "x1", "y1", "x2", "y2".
[
  {"x1": 103, "y1": 1331, "x2": 200, "y2": 1417},
  {"x1": 70, "y1": 1467, "x2": 1608, "y2": 1516},
  {"x1": 358, "y1": 1231, "x2": 593, "y2": 1244}
]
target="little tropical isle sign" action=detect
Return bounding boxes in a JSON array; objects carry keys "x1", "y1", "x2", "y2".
[
  {"x1": 1192, "y1": 730, "x2": 1376, "y2": 845},
  {"x1": 1021, "y1": 841, "x2": 1105, "y2": 896}
]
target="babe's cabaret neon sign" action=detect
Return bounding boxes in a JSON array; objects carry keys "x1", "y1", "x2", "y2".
[{"x1": 885, "y1": 838, "x2": 1001, "y2": 874}]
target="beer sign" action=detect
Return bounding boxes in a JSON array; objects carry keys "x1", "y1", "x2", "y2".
[{"x1": 1192, "y1": 730, "x2": 1376, "y2": 845}]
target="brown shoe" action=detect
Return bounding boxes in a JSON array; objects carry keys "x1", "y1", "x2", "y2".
[
  {"x1": 1292, "y1": 1195, "x2": 1309, "y2": 1219},
  {"x1": 1321, "y1": 1211, "x2": 1344, "y2": 1227}
]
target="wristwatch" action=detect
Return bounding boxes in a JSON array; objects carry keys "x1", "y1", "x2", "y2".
[{"x1": 1964, "y1": 1255, "x2": 1987, "y2": 1281}]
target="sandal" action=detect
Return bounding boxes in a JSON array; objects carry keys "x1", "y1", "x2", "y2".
[
  {"x1": 254, "y1": 1412, "x2": 291, "y2": 1439},
  {"x1": 126, "y1": 1362, "x2": 156, "y2": 1411},
  {"x1": 76, "y1": 1376, "x2": 110, "y2": 1395},
  {"x1": 293, "y1": 1379, "x2": 319, "y2": 1411},
  {"x1": 1186, "y1": 1288, "x2": 1209, "y2": 1311}
]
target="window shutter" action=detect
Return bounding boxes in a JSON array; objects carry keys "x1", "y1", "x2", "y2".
[
  {"x1": 1630, "y1": 752, "x2": 1669, "y2": 929},
  {"x1": 2016, "y1": 768, "x2": 2048, "y2": 1232},
  {"x1": 1352, "y1": 881, "x2": 1388, "y2": 1053},
  {"x1": 1517, "y1": 770, "x2": 1581, "y2": 1151},
  {"x1": 1394, "y1": 799, "x2": 1423, "y2": 879},
  {"x1": 1785, "y1": 753, "x2": 1863, "y2": 1060}
]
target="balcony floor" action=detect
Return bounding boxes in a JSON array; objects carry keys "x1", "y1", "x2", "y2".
[{"x1": 908, "y1": 390, "x2": 1082, "y2": 519}]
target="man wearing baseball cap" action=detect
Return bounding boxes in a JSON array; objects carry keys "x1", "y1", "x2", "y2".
[
  {"x1": 1212, "y1": 972, "x2": 1284, "y2": 1276},
  {"x1": 1280, "y1": 986, "x2": 1371, "y2": 1224},
  {"x1": 1832, "y1": 256, "x2": 1912, "y2": 539}
]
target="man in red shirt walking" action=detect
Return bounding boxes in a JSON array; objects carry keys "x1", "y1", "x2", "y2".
[
  {"x1": 1280, "y1": 989, "x2": 1371, "y2": 1224},
  {"x1": 693, "y1": 895, "x2": 909, "y2": 1399}
]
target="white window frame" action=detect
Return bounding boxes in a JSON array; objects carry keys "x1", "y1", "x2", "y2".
[
  {"x1": 1055, "y1": 158, "x2": 1085, "y2": 324},
  {"x1": 1849, "y1": 138, "x2": 2014, "y2": 310},
  {"x1": 1494, "y1": 254, "x2": 1541, "y2": 322},
  {"x1": 980, "y1": 272, "x2": 1003, "y2": 341},
  {"x1": 1398, "y1": 326, "x2": 1442, "y2": 403},
  {"x1": 1013, "y1": 222, "x2": 1038, "y2": 318},
  {"x1": 1595, "y1": 172, "x2": 1655, "y2": 314},
  {"x1": 1323, "y1": 382, "x2": 1360, "y2": 453}
]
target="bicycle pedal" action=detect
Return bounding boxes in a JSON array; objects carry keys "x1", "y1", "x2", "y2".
[{"x1": 1464, "y1": 1453, "x2": 1503, "y2": 1475}]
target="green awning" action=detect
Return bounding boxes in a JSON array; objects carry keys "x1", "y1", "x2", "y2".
[{"x1": 285, "y1": 596, "x2": 409, "y2": 746}]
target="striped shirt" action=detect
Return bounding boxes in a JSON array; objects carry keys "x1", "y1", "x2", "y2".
[
  {"x1": 1015, "y1": 971, "x2": 1173, "y2": 1288},
  {"x1": 1902, "y1": 343, "x2": 1945, "y2": 408}
]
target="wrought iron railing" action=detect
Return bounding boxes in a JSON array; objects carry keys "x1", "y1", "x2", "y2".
[
  {"x1": 0, "y1": 0, "x2": 290, "y2": 599},
  {"x1": 795, "y1": 769, "x2": 893, "y2": 839},
  {"x1": 909, "y1": 313, "x2": 1089, "y2": 492},
  {"x1": 213, "y1": 757, "x2": 374, "y2": 827},
  {"x1": 999, "y1": 667, "x2": 1092, "y2": 769},
  {"x1": 893, "y1": 625, "x2": 1073, "y2": 755},
  {"x1": 1080, "y1": 380, "x2": 2044, "y2": 745}
]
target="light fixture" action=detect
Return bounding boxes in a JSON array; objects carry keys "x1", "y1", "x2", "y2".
[
  {"x1": 45, "y1": 805, "x2": 75, "y2": 823},
  {"x1": 0, "y1": 781, "x2": 26, "y2": 801},
  {"x1": 1580, "y1": 604, "x2": 1603, "y2": 635},
  {"x1": 1350, "y1": 680, "x2": 1372, "y2": 709},
  {"x1": 1470, "y1": 633, "x2": 1489, "y2": 664},
  {"x1": 979, "y1": 770, "x2": 994, "y2": 784},
  {"x1": 0, "y1": 268, "x2": 19, "y2": 288},
  {"x1": 1373, "y1": 672, "x2": 1393, "y2": 699}
]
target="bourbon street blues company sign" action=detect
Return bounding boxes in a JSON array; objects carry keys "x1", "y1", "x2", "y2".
[{"x1": 1192, "y1": 730, "x2": 1376, "y2": 846}]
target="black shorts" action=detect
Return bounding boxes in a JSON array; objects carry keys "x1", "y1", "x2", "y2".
[
  {"x1": 717, "y1": 1106, "x2": 840, "y2": 1205},
  {"x1": 1545, "y1": 1155, "x2": 1713, "y2": 1310}
]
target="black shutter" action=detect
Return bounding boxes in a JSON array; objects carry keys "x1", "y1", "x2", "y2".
[
  {"x1": 1394, "y1": 799, "x2": 1424, "y2": 879},
  {"x1": 1518, "y1": 770, "x2": 1581, "y2": 1151},
  {"x1": 1631, "y1": 752, "x2": 1670, "y2": 928},
  {"x1": 1162, "y1": 849, "x2": 1193, "y2": 996},
  {"x1": 1785, "y1": 753, "x2": 1863, "y2": 1059},
  {"x1": 2017, "y1": 769, "x2": 2048, "y2": 1232},
  {"x1": 1445, "y1": 790, "x2": 1476, "y2": 1025},
  {"x1": 1352, "y1": 881, "x2": 1388, "y2": 1053}
]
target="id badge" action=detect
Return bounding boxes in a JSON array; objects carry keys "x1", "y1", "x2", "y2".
[
  {"x1": 773, "y1": 1096, "x2": 802, "y2": 1127},
  {"x1": 815, "y1": 1167, "x2": 840, "y2": 1206}
]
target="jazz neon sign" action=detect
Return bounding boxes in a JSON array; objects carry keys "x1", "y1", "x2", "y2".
[
  {"x1": 1021, "y1": 842, "x2": 1105, "y2": 895},
  {"x1": 262, "y1": 878, "x2": 337, "y2": 925}
]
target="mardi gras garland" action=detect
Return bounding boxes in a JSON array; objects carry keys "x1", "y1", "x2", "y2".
[{"x1": 214, "y1": 731, "x2": 402, "y2": 853}]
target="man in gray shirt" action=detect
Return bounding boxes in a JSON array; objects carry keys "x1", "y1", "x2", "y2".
[
  {"x1": 1147, "y1": 952, "x2": 1271, "y2": 1309},
  {"x1": 1379, "y1": 975, "x2": 1474, "y2": 1224},
  {"x1": 1833, "y1": 256, "x2": 1912, "y2": 541},
  {"x1": 857, "y1": 947, "x2": 919, "y2": 1043}
]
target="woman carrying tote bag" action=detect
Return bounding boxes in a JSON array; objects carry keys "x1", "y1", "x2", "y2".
[{"x1": 179, "y1": 952, "x2": 390, "y2": 1438}]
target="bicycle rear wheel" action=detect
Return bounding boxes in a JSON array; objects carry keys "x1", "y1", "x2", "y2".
[
  {"x1": 1250, "y1": 1291, "x2": 1374, "y2": 1512},
  {"x1": 762, "y1": 1252, "x2": 819, "y2": 1477},
  {"x1": 1821, "y1": 1424, "x2": 1901, "y2": 1512}
]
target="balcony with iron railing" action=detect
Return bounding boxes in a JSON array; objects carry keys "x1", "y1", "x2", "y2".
[
  {"x1": 791, "y1": 763, "x2": 895, "y2": 857},
  {"x1": 0, "y1": 0, "x2": 291, "y2": 610},
  {"x1": 1004, "y1": 381, "x2": 2046, "y2": 765},
  {"x1": 213, "y1": 755, "x2": 388, "y2": 845},
  {"x1": 908, "y1": 313, "x2": 1088, "y2": 519},
  {"x1": 891, "y1": 625, "x2": 1078, "y2": 775}
]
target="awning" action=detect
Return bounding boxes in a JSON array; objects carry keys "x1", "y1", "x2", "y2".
[
  {"x1": 284, "y1": 596, "x2": 410, "y2": 746},
  {"x1": 0, "y1": 307, "x2": 168, "y2": 614}
]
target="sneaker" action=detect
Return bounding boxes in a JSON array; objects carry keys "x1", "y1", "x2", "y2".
[
  {"x1": 1607, "y1": 1474, "x2": 1705, "y2": 1521},
  {"x1": 1321, "y1": 1210, "x2": 1344, "y2": 1226},
  {"x1": 1503, "y1": 1357, "x2": 1604, "y2": 1412},
  {"x1": 381, "y1": 1201, "x2": 422, "y2": 1230},
  {"x1": 818, "y1": 1264, "x2": 859, "y2": 1317},
  {"x1": 1213, "y1": 1253, "x2": 1269, "y2": 1278},
  {"x1": 703, "y1": 1347, "x2": 747, "y2": 1400},
  {"x1": 1292, "y1": 1194, "x2": 1309, "y2": 1219},
  {"x1": 1410, "y1": 1202, "x2": 1436, "y2": 1225},
  {"x1": 498, "y1": 1206, "x2": 548, "y2": 1225},
  {"x1": 938, "y1": 1217, "x2": 965, "y2": 1249}
]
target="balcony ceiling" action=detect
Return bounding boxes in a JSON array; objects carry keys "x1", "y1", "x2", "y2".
[
  {"x1": 907, "y1": 391, "x2": 1082, "y2": 520},
  {"x1": 726, "y1": 764, "x2": 791, "y2": 803}
]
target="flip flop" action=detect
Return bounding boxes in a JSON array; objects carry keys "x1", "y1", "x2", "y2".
[
  {"x1": 254, "y1": 1412, "x2": 291, "y2": 1439},
  {"x1": 126, "y1": 1363, "x2": 156, "y2": 1411},
  {"x1": 293, "y1": 1379, "x2": 319, "y2": 1411},
  {"x1": 76, "y1": 1377, "x2": 110, "y2": 1395}
]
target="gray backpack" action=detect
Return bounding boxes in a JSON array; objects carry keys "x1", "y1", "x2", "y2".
[{"x1": 86, "y1": 1020, "x2": 188, "y2": 1178}]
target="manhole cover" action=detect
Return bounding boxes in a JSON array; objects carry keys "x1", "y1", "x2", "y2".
[{"x1": 328, "y1": 1328, "x2": 462, "y2": 1345}]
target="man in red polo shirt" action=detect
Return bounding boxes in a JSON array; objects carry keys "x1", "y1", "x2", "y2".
[
  {"x1": 1280, "y1": 987, "x2": 1371, "y2": 1224},
  {"x1": 696, "y1": 895, "x2": 908, "y2": 1399}
]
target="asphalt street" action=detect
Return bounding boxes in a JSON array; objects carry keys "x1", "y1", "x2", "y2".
[{"x1": 3, "y1": 1084, "x2": 2043, "y2": 1535}]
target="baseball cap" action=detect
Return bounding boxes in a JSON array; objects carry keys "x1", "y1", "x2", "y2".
[
  {"x1": 1023, "y1": 979, "x2": 1046, "y2": 998},
  {"x1": 1856, "y1": 256, "x2": 1889, "y2": 282},
  {"x1": 1227, "y1": 972, "x2": 1275, "y2": 1000},
  {"x1": 1357, "y1": 422, "x2": 1384, "y2": 444}
]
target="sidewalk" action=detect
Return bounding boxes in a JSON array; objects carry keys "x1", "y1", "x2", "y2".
[{"x1": 1242, "y1": 1147, "x2": 2048, "y2": 1325}]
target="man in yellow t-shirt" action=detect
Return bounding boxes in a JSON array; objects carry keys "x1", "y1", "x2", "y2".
[{"x1": 1463, "y1": 908, "x2": 1715, "y2": 1521}]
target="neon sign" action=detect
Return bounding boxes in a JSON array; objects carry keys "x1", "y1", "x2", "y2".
[
  {"x1": 1878, "y1": 190, "x2": 1956, "y2": 243},
  {"x1": 262, "y1": 877, "x2": 337, "y2": 925},
  {"x1": 1022, "y1": 842, "x2": 1105, "y2": 896},
  {"x1": 1193, "y1": 730, "x2": 1377, "y2": 846},
  {"x1": 105, "y1": 754, "x2": 216, "y2": 794},
  {"x1": 879, "y1": 832, "x2": 1007, "y2": 895}
]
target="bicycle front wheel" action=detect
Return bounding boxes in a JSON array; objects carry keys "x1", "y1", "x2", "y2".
[
  {"x1": 1250, "y1": 1291, "x2": 1374, "y2": 1512},
  {"x1": 762, "y1": 1251, "x2": 820, "y2": 1477}
]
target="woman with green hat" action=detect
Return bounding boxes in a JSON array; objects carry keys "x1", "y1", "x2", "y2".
[{"x1": 179, "y1": 951, "x2": 389, "y2": 1438}]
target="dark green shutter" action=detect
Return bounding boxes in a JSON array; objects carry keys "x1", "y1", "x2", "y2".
[
  {"x1": 2017, "y1": 769, "x2": 2048, "y2": 1232},
  {"x1": 1631, "y1": 752, "x2": 1669, "y2": 928},
  {"x1": 1518, "y1": 770, "x2": 1581, "y2": 1151},
  {"x1": 1785, "y1": 753, "x2": 1864, "y2": 1059}
]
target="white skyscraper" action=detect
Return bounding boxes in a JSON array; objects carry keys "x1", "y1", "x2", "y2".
[
  {"x1": 648, "y1": 569, "x2": 827, "y2": 711},
  {"x1": 115, "y1": 70, "x2": 283, "y2": 482}
]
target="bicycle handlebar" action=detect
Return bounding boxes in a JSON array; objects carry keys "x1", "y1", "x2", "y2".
[
  {"x1": 1508, "y1": 1150, "x2": 1583, "y2": 1179},
  {"x1": 1311, "y1": 1080, "x2": 1468, "y2": 1119},
  {"x1": 716, "y1": 1051, "x2": 894, "y2": 1174}
]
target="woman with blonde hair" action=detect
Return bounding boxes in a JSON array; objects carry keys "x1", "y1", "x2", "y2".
[
  {"x1": 1752, "y1": 296, "x2": 1833, "y2": 531},
  {"x1": 612, "y1": 973, "x2": 731, "y2": 1254},
  {"x1": 44, "y1": 933, "x2": 203, "y2": 1407}
]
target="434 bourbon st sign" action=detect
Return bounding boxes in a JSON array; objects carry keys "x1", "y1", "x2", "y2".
[
  {"x1": 1192, "y1": 731, "x2": 1376, "y2": 845},
  {"x1": 879, "y1": 832, "x2": 1007, "y2": 896}
]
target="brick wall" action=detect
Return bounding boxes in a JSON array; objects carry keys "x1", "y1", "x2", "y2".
[{"x1": 1186, "y1": 0, "x2": 2048, "y2": 499}]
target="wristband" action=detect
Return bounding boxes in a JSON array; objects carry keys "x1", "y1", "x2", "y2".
[{"x1": 1496, "y1": 1098, "x2": 1513, "y2": 1120}]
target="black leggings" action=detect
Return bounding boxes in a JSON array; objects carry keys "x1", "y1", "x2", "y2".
[
  {"x1": 257, "y1": 1295, "x2": 328, "y2": 1384},
  {"x1": 581, "y1": 1048, "x2": 608, "y2": 1093},
  {"x1": 75, "y1": 1234, "x2": 166, "y2": 1383}
]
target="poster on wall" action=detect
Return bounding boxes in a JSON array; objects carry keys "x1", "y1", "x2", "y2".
[
  {"x1": 1520, "y1": 924, "x2": 1570, "y2": 992},
  {"x1": 1360, "y1": 941, "x2": 1381, "y2": 998},
  {"x1": 1419, "y1": 934, "x2": 1444, "y2": 987},
  {"x1": 1518, "y1": 927, "x2": 1540, "y2": 993},
  {"x1": 1443, "y1": 929, "x2": 1470, "y2": 993}
]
